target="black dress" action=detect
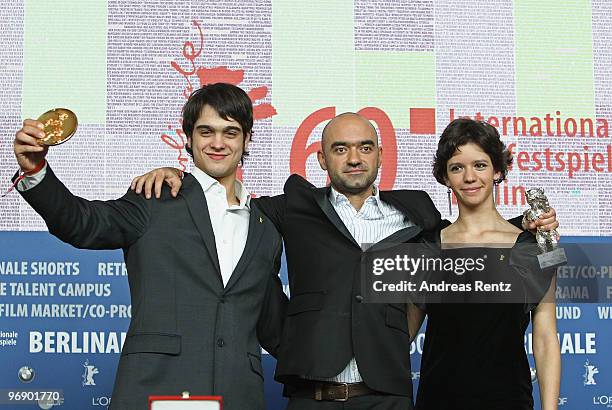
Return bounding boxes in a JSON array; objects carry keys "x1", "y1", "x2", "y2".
[{"x1": 415, "y1": 225, "x2": 553, "y2": 410}]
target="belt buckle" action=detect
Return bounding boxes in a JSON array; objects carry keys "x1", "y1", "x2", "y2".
[{"x1": 331, "y1": 383, "x2": 349, "y2": 402}]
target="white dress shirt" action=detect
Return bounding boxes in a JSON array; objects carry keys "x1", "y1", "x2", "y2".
[
  {"x1": 188, "y1": 167, "x2": 250, "y2": 287},
  {"x1": 317, "y1": 185, "x2": 414, "y2": 383},
  {"x1": 19, "y1": 164, "x2": 250, "y2": 287}
]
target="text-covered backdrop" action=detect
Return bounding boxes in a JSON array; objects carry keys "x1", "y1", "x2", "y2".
[{"x1": 1, "y1": 1, "x2": 611, "y2": 409}]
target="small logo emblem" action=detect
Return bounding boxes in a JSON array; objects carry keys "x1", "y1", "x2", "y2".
[
  {"x1": 583, "y1": 359, "x2": 599, "y2": 386},
  {"x1": 18, "y1": 366, "x2": 35, "y2": 383},
  {"x1": 82, "y1": 360, "x2": 99, "y2": 386}
]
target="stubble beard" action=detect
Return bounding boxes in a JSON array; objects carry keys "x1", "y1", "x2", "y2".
[{"x1": 329, "y1": 169, "x2": 377, "y2": 196}]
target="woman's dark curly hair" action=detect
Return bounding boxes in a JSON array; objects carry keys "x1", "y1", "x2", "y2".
[{"x1": 432, "y1": 118, "x2": 513, "y2": 185}]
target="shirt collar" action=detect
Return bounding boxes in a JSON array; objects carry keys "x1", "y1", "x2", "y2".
[
  {"x1": 191, "y1": 166, "x2": 251, "y2": 208},
  {"x1": 329, "y1": 185, "x2": 382, "y2": 210}
]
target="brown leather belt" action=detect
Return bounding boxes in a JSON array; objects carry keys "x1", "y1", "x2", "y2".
[{"x1": 291, "y1": 380, "x2": 375, "y2": 401}]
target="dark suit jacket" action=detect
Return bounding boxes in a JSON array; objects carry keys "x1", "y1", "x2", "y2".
[
  {"x1": 17, "y1": 166, "x2": 287, "y2": 410},
  {"x1": 254, "y1": 174, "x2": 442, "y2": 401}
]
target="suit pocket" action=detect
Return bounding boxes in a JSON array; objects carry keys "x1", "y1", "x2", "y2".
[
  {"x1": 287, "y1": 291, "x2": 325, "y2": 316},
  {"x1": 248, "y1": 352, "x2": 264, "y2": 380},
  {"x1": 115, "y1": 334, "x2": 183, "y2": 400},
  {"x1": 121, "y1": 332, "x2": 181, "y2": 356},
  {"x1": 385, "y1": 304, "x2": 409, "y2": 336}
]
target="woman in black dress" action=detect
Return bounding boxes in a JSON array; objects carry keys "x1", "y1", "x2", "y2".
[{"x1": 412, "y1": 119, "x2": 561, "y2": 410}]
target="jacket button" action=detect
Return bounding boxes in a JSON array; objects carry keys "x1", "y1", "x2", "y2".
[
  {"x1": 217, "y1": 338, "x2": 225, "y2": 347},
  {"x1": 219, "y1": 297, "x2": 225, "y2": 304},
  {"x1": 355, "y1": 295, "x2": 363, "y2": 303}
]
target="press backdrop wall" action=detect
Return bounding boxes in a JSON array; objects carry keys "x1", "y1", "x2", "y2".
[{"x1": 1, "y1": 1, "x2": 611, "y2": 409}]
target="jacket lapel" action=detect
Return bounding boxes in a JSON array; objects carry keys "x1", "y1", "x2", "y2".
[
  {"x1": 179, "y1": 174, "x2": 222, "y2": 280},
  {"x1": 311, "y1": 186, "x2": 360, "y2": 249},
  {"x1": 365, "y1": 226, "x2": 423, "y2": 253},
  {"x1": 379, "y1": 191, "x2": 421, "y2": 228},
  {"x1": 379, "y1": 190, "x2": 440, "y2": 231},
  {"x1": 224, "y1": 205, "x2": 266, "y2": 291}
]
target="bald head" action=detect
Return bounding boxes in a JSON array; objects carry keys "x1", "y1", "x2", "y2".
[
  {"x1": 316, "y1": 112, "x2": 382, "y2": 198},
  {"x1": 321, "y1": 112, "x2": 378, "y2": 151}
]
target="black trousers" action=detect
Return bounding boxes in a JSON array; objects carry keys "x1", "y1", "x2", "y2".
[{"x1": 286, "y1": 394, "x2": 414, "y2": 410}]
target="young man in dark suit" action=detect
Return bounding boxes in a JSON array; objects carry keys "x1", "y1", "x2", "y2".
[
  {"x1": 12, "y1": 83, "x2": 287, "y2": 410},
  {"x1": 133, "y1": 112, "x2": 559, "y2": 409}
]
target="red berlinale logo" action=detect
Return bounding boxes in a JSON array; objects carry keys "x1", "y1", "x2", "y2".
[{"x1": 164, "y1": 20, "x2": 277, "y2": 173}]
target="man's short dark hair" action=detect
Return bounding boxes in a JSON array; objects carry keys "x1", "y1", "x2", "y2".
[
  {"x1": 183, "y1": 83, "x2": 253, "y2": 160},
  {"x1": 433, "y1": 118, "x2": 513, "y2": 185}
]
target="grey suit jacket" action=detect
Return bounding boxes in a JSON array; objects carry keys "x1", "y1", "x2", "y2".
[{"x1": 18, "y1": 166, "x2": 286, "y2": 410}]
